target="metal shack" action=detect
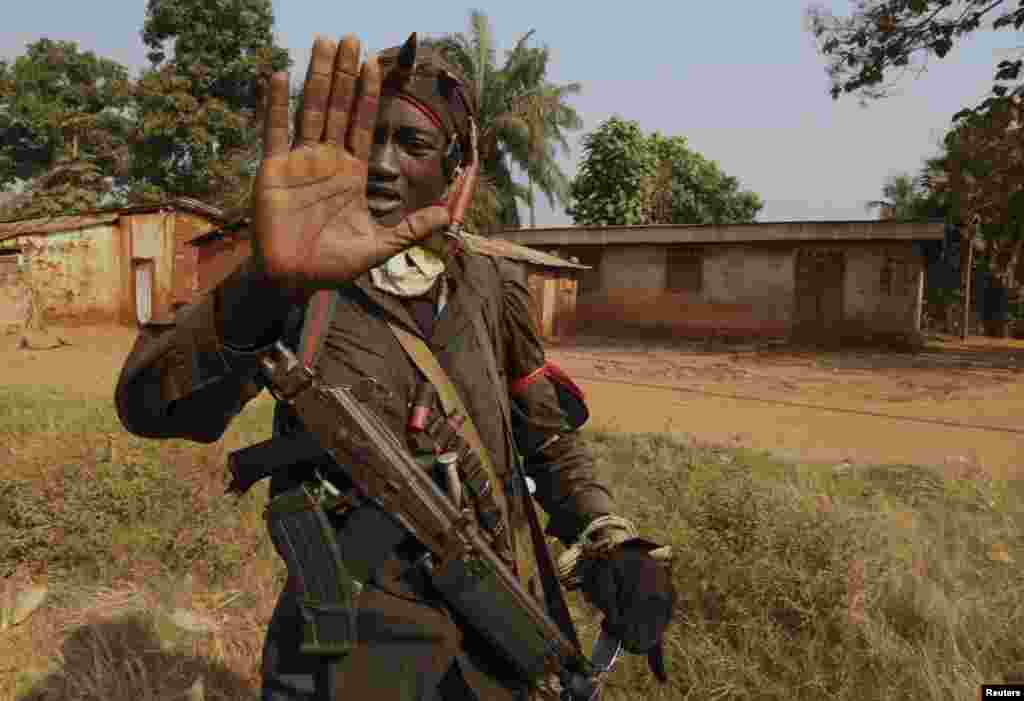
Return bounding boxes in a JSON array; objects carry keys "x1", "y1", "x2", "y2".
[{"x1": 0, "y1": 198, "x2": 229, "y2": 328}]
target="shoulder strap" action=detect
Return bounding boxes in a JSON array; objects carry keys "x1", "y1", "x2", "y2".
[
  {"x1": 468, "y1": 293, "x2": 585, "y2": 656},
  {"x1": 297, "y1": 289, "x2": 339, "y2": 370},
  {"x1": 387, "y1": 322, "x2": 512, "y2": 542},
  {"x1": 296, "y1": 283, "x2": 583, "y2": 653}
]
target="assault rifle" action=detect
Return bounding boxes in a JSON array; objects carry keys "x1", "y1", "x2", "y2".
[{"x1": 253, "y1": 340, "x2": 621, "y2": 701}]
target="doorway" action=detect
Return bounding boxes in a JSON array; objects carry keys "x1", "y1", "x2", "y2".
[
  {"x1": 133, "y1": 259, "x2": 155, "y2": 325},
  {"x1": 793, "y1": 248, "x2": 845, "y2": 342}
]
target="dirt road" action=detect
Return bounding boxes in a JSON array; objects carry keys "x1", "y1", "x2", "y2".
[
  {"x1": 4, "y1": 325, "x2": 1022, "y2": 479},
  {"x1": 547, "y1": 335, "x2": 1024, "y2": 480}
]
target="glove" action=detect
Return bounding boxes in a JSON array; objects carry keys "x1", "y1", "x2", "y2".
[{"x1": 580, "y1": 537, "x2": 676, "y2": 682}]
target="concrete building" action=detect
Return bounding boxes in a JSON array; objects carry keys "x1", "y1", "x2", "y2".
[
  {"x1": 502, "y1": 220, "x2": 945, "y2": 346},
  {"x1": 0, "y1": 199, "x2": 228, "y2": 328}
]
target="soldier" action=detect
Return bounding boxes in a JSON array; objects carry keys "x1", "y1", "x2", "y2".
[{"x1": 115, "y1": 32, "x2": 675, "y2": 701}]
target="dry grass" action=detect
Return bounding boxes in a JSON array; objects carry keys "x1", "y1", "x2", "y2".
[{"x1": 2, "y1": 385, "x2": 1022, "y2": 700}]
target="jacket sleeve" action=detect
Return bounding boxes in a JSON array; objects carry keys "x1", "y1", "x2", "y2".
[
  {"x1": 114, "y1": 274, "x2": 288, "y2": 444},
  {"x1": 498, "y1": 261, "x2": 616, "y2": 546}
]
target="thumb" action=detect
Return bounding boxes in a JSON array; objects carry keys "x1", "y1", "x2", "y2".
[{"x1": 398, "y1": 205, "x2": 451, "y2": 244}]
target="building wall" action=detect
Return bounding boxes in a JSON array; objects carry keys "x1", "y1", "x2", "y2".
[
  {"x1": 171, "y1": 212, "x2": 215, "y2": 307},
  {"x1": 545, "y1": 240, "x2": 926, "y2": 344},
  {"x1": 196, "y1": 236, "x2": 251, "y2": 296},
  {"x1": 841, "y1": 241, "x2": 923, "y2": 341},
  {"x1": 124, "y1": 212, "x2": 177, "y2": 325},
  {"x1": 598, "y1": 244, "x2": 667, "y2": 292},
  {"x1": 702, "y1": 244, "x2": 795, "y2": 324},
  {"x1": 18, "y1": 224, "x2": 123, "y2": 324},
  {"x1": 0, "y1": 208, "x2": 227, "y2": 327}
]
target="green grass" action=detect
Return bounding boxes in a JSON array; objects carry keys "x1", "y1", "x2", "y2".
[
  {"x1": 582, "y1": 431, "x2": 1024, "y2": 700},
  {"x1": 2, "y1": 385, "x2": 1022, "y2": 700},
  {"x1": 0, "y1": 386, "x2": 278, "y2": 586}
]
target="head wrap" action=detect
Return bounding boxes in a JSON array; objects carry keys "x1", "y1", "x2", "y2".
[
  {"x1": 371, "y1": 33, "x2": 479, "y2": 299},
  {"x1": 377, "y1": 34, "x2": 477, "y2": 177}
]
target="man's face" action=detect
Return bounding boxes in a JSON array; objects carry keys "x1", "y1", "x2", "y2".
[{"x1": 366, "y1": 95, "x2": 450, "y2": 228}]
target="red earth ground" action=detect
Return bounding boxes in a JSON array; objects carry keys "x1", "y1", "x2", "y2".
[{"x1": 4, "y1": 323, "x2": 1022, "y2": 479}]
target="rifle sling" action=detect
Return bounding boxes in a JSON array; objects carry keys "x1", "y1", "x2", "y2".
[
  {"x1": 299, "y1": 287, "x2": 585, "y2": 656},
  {"x1": 387, "y1": 322, "x2": 513, "y2": 548},
  {"x1": 467, "y1": 307, "x2": 585, "y2": 656}
]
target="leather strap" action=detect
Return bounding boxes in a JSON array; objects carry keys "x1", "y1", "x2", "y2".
[
  {"x1": 468, "y1": 301, "x2": 585, "y2": 656},
  {"x1": 387, "y1": 321, "x2": 513, "y2": 553},
  {"x1": 298, "y1": 290, "x2": 338, "y2": 369}
]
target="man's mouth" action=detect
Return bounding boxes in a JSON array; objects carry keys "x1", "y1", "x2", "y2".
[{"x1": 366, "y1": 184, "x2": 402, "y2": 215}]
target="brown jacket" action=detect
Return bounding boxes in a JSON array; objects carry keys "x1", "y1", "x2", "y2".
[{"x1": 114, "y1": 248, "x2": 615, "y2": 699}]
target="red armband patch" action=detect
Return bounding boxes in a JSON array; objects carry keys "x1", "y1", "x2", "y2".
[
  {"x1": 509, "y1": 361, "x2": 589, "y2": 430},
  {"x1": 509, "y1": 365, "x2": 547, "y2": 396}
]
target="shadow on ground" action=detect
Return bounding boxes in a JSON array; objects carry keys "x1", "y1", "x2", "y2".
[{"x1": 16, "y1": 615, "x2": 257, "y2": 701}]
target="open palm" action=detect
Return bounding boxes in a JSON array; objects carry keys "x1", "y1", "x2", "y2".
[{"x1": 253, "y1": 35, "x2": 449, "y2": 298}]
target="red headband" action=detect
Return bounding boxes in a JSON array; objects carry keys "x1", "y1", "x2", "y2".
[{"x1": 382, "y1": 90, "x2": 446, "y2": 135}]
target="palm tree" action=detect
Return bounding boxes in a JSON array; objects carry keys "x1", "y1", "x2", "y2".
[
  {"x1": 865, "y1": 173, "x2": 925, "y2": 220},
  {"x1": 425, "y1": 10, "x2": 582, "y2": 233}
]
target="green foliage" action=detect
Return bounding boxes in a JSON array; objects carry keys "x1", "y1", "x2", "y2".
[
  {"x1": 128, "y1": 0, "x2": 290, "y2": 212},
  {"x1": 426, "y1": 12, "x2": 583, "y2": 232},
  {"x1": 806, "y1": 0, "x2": 1024, "y2": 118},
  {"x1": 923, "y1": 102, "x2": 1024, "y2": 290},
  {"x1": 865, "y1": 172, "x2": 946, "y2": 220},
  {"x1": 646, "y1": 133, "x2": 764, "y2": 225},
  {"x1": 0, "y1": 39, "x2": 133, "y2": 216},
  {"x1": 568, "y1": 117, "x2": 763, "y2": 226},
  {"x1": 567, "y1": 117, "x2": 655, "y2": 225},
  {"x1": 0, "y1": 4, "x2": 291, "y2": 218}
]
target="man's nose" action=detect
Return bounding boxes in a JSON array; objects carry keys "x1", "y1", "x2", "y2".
[{"x1": 368, "y1": 138, "x2": 400, "y2": 180}]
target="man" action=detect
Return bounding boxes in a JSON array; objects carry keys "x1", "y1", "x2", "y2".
[{"x1": 115, "y1": 32, "x2": 674, "y2": 701}]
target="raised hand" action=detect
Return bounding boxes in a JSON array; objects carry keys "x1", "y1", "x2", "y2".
[{"x1": 253, "y1": 35, "x2": 450, "y2": 300}]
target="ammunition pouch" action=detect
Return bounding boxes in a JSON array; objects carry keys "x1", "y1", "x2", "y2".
[{"x1": 265, "y1": 483, "x2": 362, "y2": 657}]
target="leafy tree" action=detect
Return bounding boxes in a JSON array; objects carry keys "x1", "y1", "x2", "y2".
[
  {"x1": 806, "y1": 0, "x2": 1024, "y2": 118},
  {"x1": 0, "y1": 39, "x2": 133, "y2": 214},
  {"x1": 646, "y1": 133, "x2": 763, "y2": 225},
  {"x1": 568, "y1": 116, "x2": 763, "y2": 226},
  {"x1": 567, "y1": 117, "x2": 655, "y2": 226},
  {"x1": 426, "y1": 10, "x2": 583, "y2": 232},
  {"x1": 929, "y1": 101, "x2": 1024, "y2": 288},
  {"x1": 129, "y1": 0, "x2": 290, "y2": 214}
]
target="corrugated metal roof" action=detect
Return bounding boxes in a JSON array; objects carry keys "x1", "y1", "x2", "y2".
[
  {"x1": 462, "y1": 233, "x2": 590, "y2": 269},
  {"x1": 187, "y1": 218, "x2": 252, "y2": 245},
  {"x1": 183, "y1": 226, "x2": 589, "y2": 270},
  {"x1": 0, "y1": 197, "x2": 231, "y2": 242},
  {"x1": 0, "y1": 213, "x2": 121, "y2": 242}
]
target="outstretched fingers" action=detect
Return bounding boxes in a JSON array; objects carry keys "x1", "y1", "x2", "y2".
[
  {"x1": 263, "y1": 72, "x2": 292, "y2": 158},
  {"x1": 347, "y1": 55, "x2": 382, "y2": 163},
  {"x1": 298, "y1": 36, "x2": 338, "y2": 147},
  {"x1": 324, "y1": 35, "x2": 362, "y2": 146}
]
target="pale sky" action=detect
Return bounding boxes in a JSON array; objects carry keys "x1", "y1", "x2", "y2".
[{"x1": 2, "y1": 1, "x2": 1018, "y2": 224}]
